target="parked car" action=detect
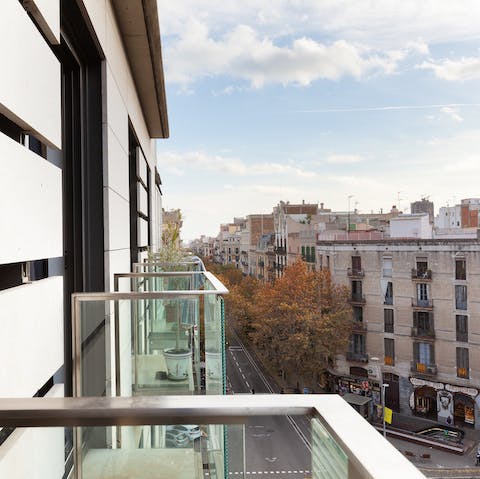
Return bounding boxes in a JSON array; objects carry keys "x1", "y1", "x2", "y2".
[
  {"x1": 166, "y1": 424, "x2": 202, "y2": 440},
  {"x1": 165, "y1": 430, "x2": 190, "y2": 448}
]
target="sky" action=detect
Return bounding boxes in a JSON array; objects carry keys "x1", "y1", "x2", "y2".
[{"x1": 155, "y1": 0, "x2": 480, "y2": 240}]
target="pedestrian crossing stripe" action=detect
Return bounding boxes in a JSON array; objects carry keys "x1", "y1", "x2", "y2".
[{"x1": 204, "y1": 471, "x2": 310, "y2": 476}]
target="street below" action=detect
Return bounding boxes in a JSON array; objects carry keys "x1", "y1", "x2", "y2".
[{"x1": 225, "y1": 329, "x2": 311, "y2": 478}]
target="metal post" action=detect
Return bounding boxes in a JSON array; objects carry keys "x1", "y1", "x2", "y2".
[{"x1": 381, "y1": 383, "x2": 389, "y2": 438}]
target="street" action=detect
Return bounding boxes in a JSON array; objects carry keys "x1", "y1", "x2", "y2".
[{"x1": 225, "y1": 329, "x2": 311, "y2": 478}]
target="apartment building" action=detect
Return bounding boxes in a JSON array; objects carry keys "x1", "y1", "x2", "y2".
[
  {"x1": 318, "y1": 236, "x2": 480, "y2": 429},
  {"x1": 0, "y1": 1, "x2": 167, "y2": 476},
  {"x1": 273, "y1": 201, "x2": 318, "y2": 277}
]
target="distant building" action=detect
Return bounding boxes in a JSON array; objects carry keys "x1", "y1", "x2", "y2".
[
  {"x1": 317, "y1": 232, "x2": 480, "y2": 429},
  {"x1": 411, "y1": 198, "x2": 434, "y2": 223}
]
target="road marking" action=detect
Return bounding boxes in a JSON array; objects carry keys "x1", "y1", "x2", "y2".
[{"x1": 230, "y1": 472, "x2": 310, "y2": 477}]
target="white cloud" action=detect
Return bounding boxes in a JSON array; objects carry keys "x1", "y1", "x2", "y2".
[
  {"x1": 440, "y1": 106, "x2": 463, "y2": 122},
  {"x1": 164, "y1": 21, "x2": 403, "y2": 87},
  {"x1": 326, "y1": 154, "x2": 365, "y2": 164},
  {"x1": 157, "y1": 1, "x2": 480, "y2": 48},
  {"x1": 417, "y1": 56, "x2": 480, "y2": 81},
  {"x1": 159, "y1": 150, "x2": 316, "y2": 178}
]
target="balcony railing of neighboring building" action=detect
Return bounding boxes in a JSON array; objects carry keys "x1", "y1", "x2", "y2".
[
  {"x1": 410, "y1": 361, "x2": 437, "y2": 376},
  {"x1": 410, "y1": 327, "x2": 435, "y2": 339},
  {"x1": 347, "y1": 268, "x2": 365, "y2": 278},
  {"x1": 0, "y1": 395, "x2": 426, "y2": 479},
  {"x1": 346, "y1": 351, "x2": 369, "y2": 363},
  {"x1": 411, "y1": 269, "x2": 432, "y2": 280},
  {"x1": 349, "y1": 294, "x2": 366, "y2": 305},
  {"x1": 352, "y1": 321, "x2": 367, "y2": 332},
  {"x1": 411, "y1": 298, "x2": 434, "y2": 309}
]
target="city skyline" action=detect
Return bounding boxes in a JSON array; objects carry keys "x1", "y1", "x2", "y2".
[{"x1": 156, "y1": 1, "x2": 480, "y2": 240}]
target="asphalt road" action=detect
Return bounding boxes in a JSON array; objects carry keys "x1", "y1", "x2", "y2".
[{"x1": 225, "y1": 330, "x2": 311, "y2": 478}]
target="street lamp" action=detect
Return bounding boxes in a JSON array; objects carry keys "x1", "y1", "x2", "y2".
[
  {"x1": 380, "y1": 383, "x2": 389, "y2": 438},
  {"x1": 370, "y1": 356, "x2": 389, "y2": 437}
]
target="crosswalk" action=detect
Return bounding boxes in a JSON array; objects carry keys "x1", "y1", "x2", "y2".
[{"x1": 205, "y1": 470, "x2": 311, "y2": 477}]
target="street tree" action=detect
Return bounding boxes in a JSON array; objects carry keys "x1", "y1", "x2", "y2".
[{"x1": 250, "y1": 260, "x2": 352, "y2": 384}]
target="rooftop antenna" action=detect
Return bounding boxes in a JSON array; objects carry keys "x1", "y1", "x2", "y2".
[{"x1": 397, "y1": 191, "x2": 404, "y2": 212}]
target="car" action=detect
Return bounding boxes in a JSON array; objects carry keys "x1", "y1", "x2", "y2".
[
  {"x1": 166, "y1": 424, "x2": 202, "y2": 440},
  {"x1": 165, "y1": 430, "x2": 190, "y2": 448}
]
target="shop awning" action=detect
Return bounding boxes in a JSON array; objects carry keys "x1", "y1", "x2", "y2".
[{"x1": 342, "y1": 393, "x2": 372, "y2": 406}]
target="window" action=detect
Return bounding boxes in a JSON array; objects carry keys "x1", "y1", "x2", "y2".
[
  {"x1": 384, "y1": 309, "x2": 394, "y2": 333},
  {"x1": 353, "y1": 306, "x2": 363, "y2": 323},
  {"x1": 456, "y1": 347, "x2": 469, "y2": 378},
  {"x1": 413, "y1": 342, "x2": 434, "y2": 367},
  {"x1": 416, "y1": 260, "x2": 428, "y2": 275},
  {"x1": 456, "y1": 315, "x2": 468, "y2": 342},
  {"x1": 351, "y1": 280, "x2": 362, "y2": 299},
  {"x1": 455, "y1": 258, "x2": 466, "y2": 280},
  {"x1": 384, "y1": 281, "x2": 393, "y2": 305},
  {"x1": 414, "y1": 311, "x2": 433, "y2": 334},
  {"x1": 384, "y1": 338, "x2": 395, "y2": 365},
  {"x1": 352, "y1": 256, "x2": 361, "y2": 273},
  {"x1": 382, "y1": 257, "x2": 392, "y2": 278},
  {"x1": 350, "y1": 334, "x2": 366, "y2": 355},
  {"x1": 455, "y1": 285, "x2": 467, "y2": 310},
  {"x1": 417, "y1": 283, "x2": 428, "y2": 301}
]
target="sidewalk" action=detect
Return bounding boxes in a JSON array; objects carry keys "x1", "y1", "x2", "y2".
[{"x1": 383, "y1": 412, "x2": 480, "y2": 476}]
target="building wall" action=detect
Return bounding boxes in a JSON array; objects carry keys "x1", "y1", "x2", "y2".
[
  {"x1": 0, "y1": 1, "x2": 166, "y2": 477},
  {"x1": 318, "y1": 240, "x2": 480, "y2": 427},
  {"x1": 0, "y1": 3, "x2": 64, "y2": 477}
]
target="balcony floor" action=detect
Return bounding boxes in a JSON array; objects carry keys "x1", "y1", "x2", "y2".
[{"x1": 83, "y1": 448, "x2": 202, "y2": 479}]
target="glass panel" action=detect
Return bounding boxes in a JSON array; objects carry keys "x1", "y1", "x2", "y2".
[
  {"x1": 205, "y1": 295, "x2": 225, "y2": 395},
  {"x1": 78, "y1": 423, "x2": 232, "y2": 479},
  {"x1": 311, "y1": 418, "x2": 348, "y2": 479},
  {"x1": 77, "y1": 295, "x2": 223, "y2": 397}
]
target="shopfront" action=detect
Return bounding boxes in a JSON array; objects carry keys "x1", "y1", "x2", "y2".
[
  {"x1": 410, "y1": 378, "x2": 478, "y2": 427},
  {"x1": 453, "y1": 393, "x2": 475, "y2": 426},
  {"x1": 414, "y1": 385, "x2": 438, "y2": 419}
]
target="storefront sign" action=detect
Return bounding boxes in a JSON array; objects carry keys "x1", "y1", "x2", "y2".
[
  {"x1": 445, "y1": 384, "x2": 478, "y2": 398},
  {"x1": 410, "y1": 377, "x2": 444, "y2": 390}
]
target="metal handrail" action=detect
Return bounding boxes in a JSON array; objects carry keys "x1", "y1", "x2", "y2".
[
  {"x1": 113, "y1": 271, "x2": 229, "y2": 295},
  {"x1": 0, "y1": 394, "x2": 426, "y2": 478}
]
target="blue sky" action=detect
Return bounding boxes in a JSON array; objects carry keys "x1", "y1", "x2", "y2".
[{"x1": 156, "y1": 1, "x2": 480, "y2": 240}]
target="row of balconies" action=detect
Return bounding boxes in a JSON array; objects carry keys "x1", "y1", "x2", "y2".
[
  {"x1": 350, "y1": 295, "x2": 437, "y2": 309},
  {"x1": 346, "y1": 268, "x2": 433, "y2": 281}
]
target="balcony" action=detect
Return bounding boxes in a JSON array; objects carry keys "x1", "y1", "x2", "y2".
[
  {"x1": 411, "y1": 269, "x2": 432, "y2": 281},
  {"x1": 346, "y1": 351, "x2": 369, "y2": 363},
  {"x1": 411, "y1": 361, "x2": 437, "y2": 376},
  {"x1": 352, "y1": 320, "x2": 367, "y2": 332},
  {"x1": 411, "y1": 298, "x2": 433, "y2": 310},
  {"x1": 349, "y1": 294, "x2": 366, "y2": 305},
  {"x1": 411, "y1": 327, "x2": 435, "y2": 339},
  {"x1": 347, "y1": 268, "x2": 365, "y2": 278},
  {"x1": 0, "y1": 394, "x2": 425, "y2": 479},
  {"x1": 274, "y1": 246, "x2": 286, "y2": 254}
]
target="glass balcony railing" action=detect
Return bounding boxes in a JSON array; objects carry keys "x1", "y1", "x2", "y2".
[
  {"x1": 73, "y1": 272, "x2": 228, "y2": 398},
  {"x1": 0, "y1": 394, "x2": 427, "y2": 479}
]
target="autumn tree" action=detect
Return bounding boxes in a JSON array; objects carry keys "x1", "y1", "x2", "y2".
[
  {"x1": 250, "y1": 260, "x2": 352, "y2": 385},
  {"x1": 221, "y1": 273, "x2": 259, "y2": 340}
]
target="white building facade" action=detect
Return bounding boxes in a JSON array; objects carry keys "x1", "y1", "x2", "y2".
[{"x1": 0, "y1": 1, "x2": 168, "y2": 477}]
